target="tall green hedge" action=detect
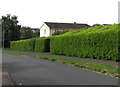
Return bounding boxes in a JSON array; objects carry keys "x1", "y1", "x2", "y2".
[
  {"x1": 50, "y1": 24, "x2": 119, "y2": 61},
  {"x1": 34, "y1": 38, "x2": 50, "y2": 52},
  {"x1": 10, "y1": 38, "x2": 35, "y2": 51},
  {"x1": 10, "y1": 37, "x2": 50, "y2": 52}
]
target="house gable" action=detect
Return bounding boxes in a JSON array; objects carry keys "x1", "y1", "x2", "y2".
[{"x1": 40, "y1": 23, "x2": 50, "y2": 37}]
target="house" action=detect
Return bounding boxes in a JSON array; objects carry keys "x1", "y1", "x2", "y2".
[{"x1": 40, "y1": 22, "x2": 90, "y2": 37}]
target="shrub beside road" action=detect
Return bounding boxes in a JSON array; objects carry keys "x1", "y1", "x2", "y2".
[{"x1": 50, "y1": 24, "x2": 119, "y2": 61}]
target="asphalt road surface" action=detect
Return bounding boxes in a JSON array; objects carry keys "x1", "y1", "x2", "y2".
[{"x1": 2, "y1": 54, "x2": 118, "y2": 85}]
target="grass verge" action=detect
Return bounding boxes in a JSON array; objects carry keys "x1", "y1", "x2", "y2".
[
  {"x1": 2, "y1": 51, "x2": 26, "y2": 55},
  {"x1": 36, "y1": 55, "x2": 120, "y2": 78}
]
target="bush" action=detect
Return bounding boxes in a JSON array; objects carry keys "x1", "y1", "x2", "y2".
[
  {"x1": 10, "y1": 38, "x2": 35, "y2": 51},
  {"x1": 50, "y1": 24, "x2": 119, "y2": 61},
  {"x1": 10, "y1": 36, "x2": 51, "y2": 52},
  {"x1": 34, "y1": 38, "x2": 50, "y2": 52}
]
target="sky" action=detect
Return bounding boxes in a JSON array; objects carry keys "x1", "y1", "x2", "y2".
[{"x1": 0, "y1": 0, "x2": 119, "y2": 28}]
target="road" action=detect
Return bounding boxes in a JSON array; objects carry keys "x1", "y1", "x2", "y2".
[{"x1": 2, "y1": 54, "x2": 118, "y2": 85}]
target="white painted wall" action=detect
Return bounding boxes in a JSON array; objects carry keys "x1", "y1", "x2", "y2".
[{"x1": 40, "y1": 23, "x2": 50, "y2": 37}]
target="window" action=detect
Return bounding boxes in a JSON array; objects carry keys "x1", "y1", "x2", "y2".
[{"x1": 44, "y1": 29, "x2": 46, "y2": 34}]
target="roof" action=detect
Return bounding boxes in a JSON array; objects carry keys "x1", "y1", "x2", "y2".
[{"x1": 44, "y1": 22, "x2": 90, "y2": 30}]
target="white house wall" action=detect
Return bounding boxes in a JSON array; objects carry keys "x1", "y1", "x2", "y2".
[{"x1": 40, "y1": 23, "x2": 50, "y2": 37}]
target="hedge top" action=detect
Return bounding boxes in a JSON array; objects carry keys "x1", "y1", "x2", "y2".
[{"x1": 57, "y1": 24, "x2": 119, "y2": 37}]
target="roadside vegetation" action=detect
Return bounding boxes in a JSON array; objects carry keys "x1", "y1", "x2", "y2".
[
  {"x1": 50, "y1": 24, "x2": 119, "y2": 61},
  {"x1": 10, "y1": 38, "x2": 36, "y2": 52},
  {"x1": 34, "y1": 37, "x2": 50, "y2": 52},
  {"x1": 36, "y1": 55, "x2": 120, "y2": 78},
  {"x1": 2, "y1": 51, "x2": 26, "y2": 55},
  {"x1": 10, "y1": 24, "x2": 119, "y2": 61}
]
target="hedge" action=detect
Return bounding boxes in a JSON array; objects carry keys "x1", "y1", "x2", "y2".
[
  {"x1": 50, "y1": 24, "x2": 119, "y2": 61},
  {"x1": 10, "y1": 38, "x2": 35, "y2": 51},
  {"x1": 34, "y1": 38, "x2": 50, "y2": 52},
  {"x1": 10, "y1": 37, "x2": 51, "y2": 52}
]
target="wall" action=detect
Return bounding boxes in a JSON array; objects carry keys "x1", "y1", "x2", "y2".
[{"x1": 40, "y1": 23, "x2": 50, "y2": 37}]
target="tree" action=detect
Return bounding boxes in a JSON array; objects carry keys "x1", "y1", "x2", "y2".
[
  {"x1": 32, "y1": 30, "x2": 40, "y2": 37},
  {"x1": 1, "y1": 14, "x2": 21, "y2": 48},
  {"x1": 20, "y1": 27, "x2": 33, "y2": 39}
]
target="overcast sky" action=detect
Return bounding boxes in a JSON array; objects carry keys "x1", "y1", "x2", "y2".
[{"x1": 0, "y1": 0, "x2": 119, "y2": 28}]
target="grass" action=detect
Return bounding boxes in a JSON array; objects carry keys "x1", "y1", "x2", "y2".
[
  {"x1": 2, "y1": 50, "x2": 26, "y2": 55},
  {"x1": 36, "y1": 55, "x2": 120, "y2": 78}
]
